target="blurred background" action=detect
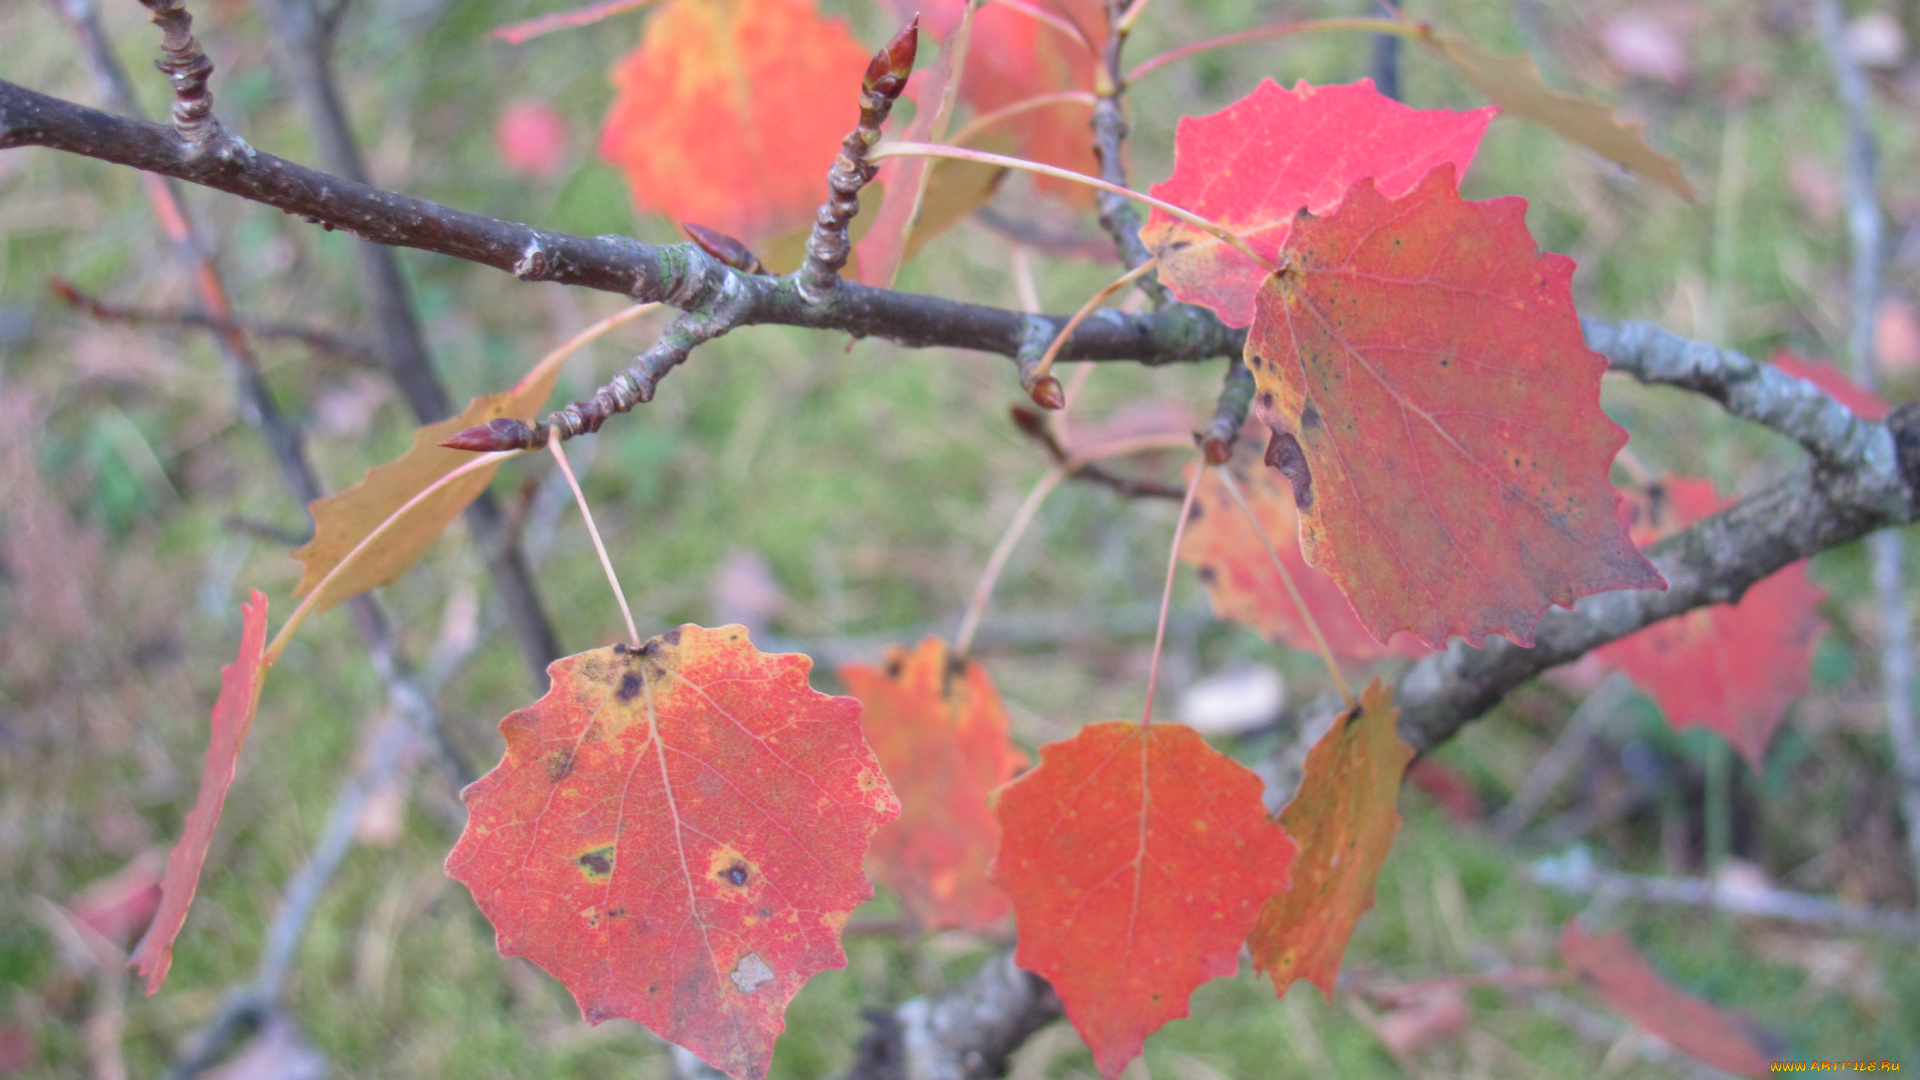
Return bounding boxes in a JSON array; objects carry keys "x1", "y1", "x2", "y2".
[{"x1": 2, "y1": 0, "x2": 1919, "y2": 1075}]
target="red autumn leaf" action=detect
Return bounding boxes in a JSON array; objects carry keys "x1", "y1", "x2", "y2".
[
  {"x1": 1249, "y1": 679, "x2": 1411, "y2": 998},
  {"x1": 445, "y1": 625, "x2": 898, "y2": 1080},
  {"x1": 1244, "y1": 166, "x2": 1664, "y2": 648},
  {"x1": 991, "y1": 721, "x2": 1295, "y2": 1078},
  {"x1": 1771, "y1": 348, "x2": 1889, "y2": 421},
  {"x1": 1596, "y1": 477, "x2": 1825, "y2": 771},
  {"x1": 840, "y1": 638, "x2": 1025, "y2": 932},
  {"x1": 1179, "y1": 455, "x2": 1429, "y2": 660},
  {"x1": 599, "y1": 0, "x2": 870, "y2": 246},
  {"x1": 129, "y1": 589, "x2": 269, "y2": 995},
  {"x1": 1560, "y1": 921, "x2": 1772, "y2": 1078},
  {"x1": 1140, "y1": 79, "x2": 1494, "y2": 328}
]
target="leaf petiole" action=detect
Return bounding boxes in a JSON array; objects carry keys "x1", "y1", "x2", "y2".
[
  {"x1": 868, "y1": 142, "x2": 1274, "y2": 270},
  {"x1": 549, "y1": 438, "x2": 641, "y2": 646},
  {"x1": 1141, "y1": 457, "x2": 1203, "y2": 727}
]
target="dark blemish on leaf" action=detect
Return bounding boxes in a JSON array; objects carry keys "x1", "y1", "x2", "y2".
[
  {"x1": 1169, "y1": 240, "x2": 1191, "y2": 252},
  {"x1": 617, "y1": 672, "x2": 642, "y2": 701},
  {"x1": 578, "y1": 845, "x2": 615, "y2": 878},
  {"x1": 1264, "y1": 431, "x2": 1314, "y2": 511},
  {"x1": 545, "y1": 748, "x2": 576, "y2": 783},
  {"x1": 1258, "y1": 391, "x2": 1274, "y2": 410},
  {"x1": 722, "y1": 862, "x2": 749, "y2": 887},
  {"x1": 613, "y1": 642, "x2": 629, "y2": 654},
  {"x1": 758, "y1": 907, "x2": 772, "y2": 918},
  {"x1": 609, "y1": 907, "x2": 627, "y2": 918},
  {"x1": 1300, "y1": 404, "x2": 1321, "y2": 430},
  {"x1": 662, "y1": 627, "x2": 683, "y2": 647},
  {"x1": 885, "y1": 655, "x2": 904, "y2": 678},
  {"x1": 1186, "y1": 500, "x2": 1204, "y2": 523},
  {"x1": 1197, "y1": 565, "x2": 1217, "y2": 584},
  {"x1": 649, "y1": 984, "x2": 659, "y2": 995}
]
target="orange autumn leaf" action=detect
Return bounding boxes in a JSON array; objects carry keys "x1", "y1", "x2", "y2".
[
  {"x1": 840, "y1": 638, "x2": 1025, "y2": 932},
  {"x1": 1245, "y1": 166, "x2": 1663, "y2": 648},
  {"x1": 129, "y1": 590, "x2": 269, "y2": 995},
  {"x1": 1561, "y1": 921, "x2": 1772, "y2": 1078},
  {"x1": 992, "y1": 722, "x2": 1295, "y2": 1078},
  {"x1": 1425, "y1": 32, "x2": 1696, "y2": 200},
  {"x1": 599, "y1": 0, "x2": 870, "y2": 246},
  {"x1": 1180, "y1": 456, "x2": 1429, "y2": 660},
  {"x1": 446, "y1": 626, "x2": 897, "y2": 1080},
  {"x1": 1596, "y1": 477, "x2": 1826, "y2": 771},
  {"x1": 1249, "y1": 678, "x2": 1411, "y2": 999}
]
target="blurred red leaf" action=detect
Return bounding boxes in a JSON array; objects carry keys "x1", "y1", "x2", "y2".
[
  {"x1": 446, "y1": 626, "x2": 897, "y2": 1080},
  {"x1": 129, "y1": 590, "x2": 269, "y2": 996},
  {"x1": 1140, "y1": 79, "x2": 1493, "y2": 328},
  {"x1": 1561, "y1": 921, "x2": 1772, "y2": 1078},
  {"x1": 1250, "y1": 679, "x2": 1411, "y2": 998},
  {"x1": 1771, "y1": 349, "x2": 1889, "y2": 421},
  {"x1": 1406, "y1": 759, "x2": 1479, "y2": 824},
  {"x1": 70, "y1": 849, "x2": 164, "y2": 951},
  {"x1": 1597, "y1": 477, "x2": 1825, "y2": 771},
  {"x1": 1179, "y1": 456, "x2": 1429, "y2": 660},
  {"x1": 992, "y1": 721, "x2": 1294, "y2": 1077},
  {"x1": 841, "y1": 638, "x2": 1025, "y2": 932},
  {"x1": 599, "y1": 0, "x2": 869, "y2": 245},
  {"x1": 1244, "y1": 166, "x2": 1663, "y2": 648},
  {"x1": 496, "y1": 100, "x2": 570, "y2": 179}
]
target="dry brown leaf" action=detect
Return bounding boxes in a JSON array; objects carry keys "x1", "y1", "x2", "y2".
[
  {"x1": 1426, "y1": 32, "x2": 1696, "y2": 201},
  {"x1": 290, "y1": 371, "x2": 557, "y2": 611}
]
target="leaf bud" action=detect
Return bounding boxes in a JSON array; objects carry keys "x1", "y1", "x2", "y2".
[{"x1": 863, "y1": 16, "x2": 919, "y2": 99}]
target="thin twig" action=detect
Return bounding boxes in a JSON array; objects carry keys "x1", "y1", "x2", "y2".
[
  {"x1": 1530, "y1": 848, "x2": 1920, "y2": 939},
  {"x1": 1199, "y1": 358, "x2": 1253, "y2": 464},
  {"x1": 797, "y1": 19, "x2": 919, "y2": 304},
  {"x1": 49, "y1": 277, "x2": 380, "y2": 366},
  {"x1": 135, "y1": 0, "x2": 221, "y2": 153},
  {"x1": 1091, "y1": 0, "x2": 1167, "y2": 303},
  {"x1": 1125, "y1": 17, "x2": 1416, "y2": 83},
  {"x1": 1815, "y1": 0, "x2": 1920, "y2": 899},
  {"x1": 1008, "y1": 406, "x2": 1186, "y2": 501}
]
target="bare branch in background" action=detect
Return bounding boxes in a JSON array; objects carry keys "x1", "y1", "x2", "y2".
[
  {"x1": 1815, "y1": 0, "x2": 1920, "y2": 898},
  {"x1": 1530, "y1": 847, "x2": 1920, "y2": 940},
  {"x1": 49, "y1": 277, "x2": 380, "y2": 366}
]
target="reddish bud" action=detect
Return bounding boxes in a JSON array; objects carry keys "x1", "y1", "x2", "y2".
[
  {"x1": 1202, "y1": 433, "x2": 1234, "y2": 466},
  {"x1": 680, "y1": 221, "x2": 766, "y2": 275},
  {"x1": 863, "y1": 16, "x2": 919, "y2": 98},
  {"x1": 48, "y1": 276, "x2": 82, "y2": 306},
  {"x1": 441, "y1": 417, "x2": 538, "y2": 452},
  {"x1": 1028, "y1": 375, "x2": 1066, "y2": 411},
  {"x1": 1009, "y1": 405, "x2": 1049, "y2": 440}
]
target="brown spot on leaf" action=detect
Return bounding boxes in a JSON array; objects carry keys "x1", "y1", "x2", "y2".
[
  {"x1": 578, "y1": 845, "x2": 615, "y2": 878},
  {"x1": 617, "y1": 672, "x2": 642, "y2": 701},
  {"x1": 545, "y1": 748, "x2": 577, "y2": 783}
]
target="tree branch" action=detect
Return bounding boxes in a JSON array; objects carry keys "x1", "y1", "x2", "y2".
[{"x1": 0, "y1": 80, "x2": 1243, "y2": 371}]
